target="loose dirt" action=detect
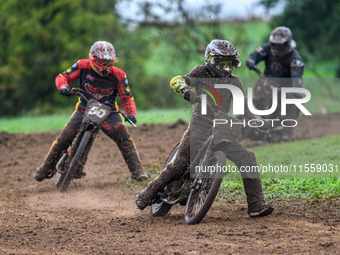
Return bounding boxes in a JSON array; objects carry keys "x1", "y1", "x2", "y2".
[{"x1": 0, "y1": 113, "x2": 339, "y2": 254}]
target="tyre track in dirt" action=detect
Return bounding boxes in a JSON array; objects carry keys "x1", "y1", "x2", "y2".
[{"x1": 0, "y1": 113, "x2": 339, "y2": 254}]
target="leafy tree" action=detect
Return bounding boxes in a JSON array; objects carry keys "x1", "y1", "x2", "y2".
[
  {"x1": 120, "y1": 0, "x2": 224, "y2": 70},
  {"x1": 113, "y1": 0, "x2": 227, "y2": 109},
  {"x1": 259, "y1": 0, "x2": 340, "y2": 76},
  {"x1": 0, "y1": 0, "x2": 122, "y2": 116}
]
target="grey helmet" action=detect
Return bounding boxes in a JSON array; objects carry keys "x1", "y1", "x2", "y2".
[
  {"x1": 205, "y1": 39, "x2": 241, "y2": 77},
  {"x1": 269, "y1": 26, "x2": 296, "y2": 58}
]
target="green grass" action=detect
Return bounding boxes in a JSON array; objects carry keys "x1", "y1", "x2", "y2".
[
  {"x1": 137, "y1": 107, "x2": 190, "y2": 124},
  {"x1": 0, "y1": 107, "x2": 190, "y2": 133},
  {"x1": 253, "y1": 135, "x2": 340, "y2": 173},
  {"x1": 220, "y1": 177, "x2": 339, "y2": 200},
  {"x1": 220, "y1": 135, "x2": 340, "y2": 200}
]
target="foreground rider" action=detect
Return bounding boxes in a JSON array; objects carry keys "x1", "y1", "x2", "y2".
[
  {"x1": 246, "y1": 26, "x2": 304, "y2": 142},
  {"x1": 136, "y1": 40, "x2": 274, "y2": 217},
  {"x1": 34, "y1": 41, "x2": 148, "y2": 182}
]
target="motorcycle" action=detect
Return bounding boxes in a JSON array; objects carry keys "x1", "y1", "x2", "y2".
[
  {"x1": 150, "y1": 94, "x2": 241, "y2": 224},
  {"x1": 239, "y1": 66, "x2": 285, "y2": 142},
  {"x1": 55, "y1": 88, "x2": 136, "y2": 192},
  {"x1": 250, "y1": 66, "x2": 280, "y2": 117}
]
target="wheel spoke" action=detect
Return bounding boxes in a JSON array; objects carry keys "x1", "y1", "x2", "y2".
[{"x1": 184, "y1": 152, "x2": 225, "y2": 224}]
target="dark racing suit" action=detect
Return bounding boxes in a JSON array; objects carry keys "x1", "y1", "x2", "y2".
[
  {"x1": 137, "y1": 65, "x2": 268, "y2": 213},
  {"x1": 247, "y1": 43, "x2": 304, "y2": 141},
  {"x1": 42, "y1": 59, "x2": 143, "y2": 177}
]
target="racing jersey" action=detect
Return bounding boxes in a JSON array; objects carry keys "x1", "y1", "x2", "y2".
[
  {"x1": 181, "y1": 65, "x2": 257, "y2": 120},
  {"x1": 247, "y1": 43, "x2": 304, "y2": 87},
  {"x1": 55, "y1": 59, "x2": 136, "y2": 116}
]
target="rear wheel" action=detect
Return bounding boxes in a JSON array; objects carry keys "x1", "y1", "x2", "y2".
[
  {"x1": 184, "y1": 151, "x2": 225, "y2": 224},
  {"x1": 151, "y1": 143, "x2": 180, "y2": 217},
  {"x1": 59, "y1": 131, "x2": 92, "y2": 192}
]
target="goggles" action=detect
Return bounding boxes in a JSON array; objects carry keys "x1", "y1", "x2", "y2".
[
  {"x1": 96, "y1": 58, "x2": 113, "y2": 66},
  {"x1": 97, "y1": 58, "x2": 113, "y2": 64},
  {"x1": 212, "y1": 56, "x2": 235, "y2": 66},
  {"x1": 270, "y1": 42, "x2": 289, "y2": 50}
]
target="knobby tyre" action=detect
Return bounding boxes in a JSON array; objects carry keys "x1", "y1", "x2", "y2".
[
  {"x1": 59, "y1": 131, "x2": 92, "y2": 192},
  {"x1": 184, "y1": 151, "x2": 225, "y2": 224},
  {"x1": 151, "y1": 143, "x2": 180, "y2": 217}
]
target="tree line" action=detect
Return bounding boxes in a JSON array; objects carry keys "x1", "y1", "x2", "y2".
[{"x1": 0, "y1": 0, "x2": 338, "y2": 116}]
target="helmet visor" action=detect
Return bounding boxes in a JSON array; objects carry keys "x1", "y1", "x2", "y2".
[
  {"x1": 212, "y1": 56, "x2": 234, "y2": 67},
  {"x1": 270, "y1": 42, "x2": 287, "y2": 50},
  {"x1": 96, "y1": 58, "x2": 114, "y2": 67}
]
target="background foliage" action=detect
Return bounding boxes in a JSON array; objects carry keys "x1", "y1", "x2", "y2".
[
  {"x1": 0, "y1": 0, "x2": 339, "y2": 117},
  {"x1": 0, "y1": 0, "x2": 122, "y2": 115},
  {"x1": 260, "y1": 0, "x2": 340, "y2": 75}
]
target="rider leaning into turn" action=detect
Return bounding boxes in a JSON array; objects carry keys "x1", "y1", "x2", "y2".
[
  {"x1": 34, "y1": 41, "x2": 148, "y2": 182},
  {"x1": 246, "y1": 26, "x2": 304, "y2": 142},
  {"x1": 136, "y1": 40, "x2": 274, "y2": 218}
]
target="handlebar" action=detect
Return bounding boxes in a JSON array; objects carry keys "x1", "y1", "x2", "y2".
[
  {"x1": 69, "y1": 87, "x2": 137, "y2": 127},
  {"x1": 188, "y1": 90, "x2": 272, "y2": 138},
  {"x1": 70, "y1": 87, "x2": 91, "y2": 101}
]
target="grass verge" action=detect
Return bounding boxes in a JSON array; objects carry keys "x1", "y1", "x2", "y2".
[
  {"x1": 220, "y1": 135, "x2": 340, "y2": 200},
  {"x1": 0, "y1": 107, "x2": 190, "y2": 133}
]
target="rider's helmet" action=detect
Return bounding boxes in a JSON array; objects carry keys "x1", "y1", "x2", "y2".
[
  {"x1": 204, "y1": 39, "x2": 241, "y2": 77},
  {"x1": 269, "y1": 26, "x2": 296, "y2": 58},
  {"x1": 89, "y1": 41, "x2": 117, "y2": 76}
]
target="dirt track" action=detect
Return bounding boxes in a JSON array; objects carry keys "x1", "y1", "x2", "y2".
[{"x1": 0, "y1": 113, "x2": 339, "y2": 254}]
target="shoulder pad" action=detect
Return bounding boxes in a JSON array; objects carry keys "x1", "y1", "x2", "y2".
[{"x1": 111, "y1": 66, "x2": 127, "y2": 81}]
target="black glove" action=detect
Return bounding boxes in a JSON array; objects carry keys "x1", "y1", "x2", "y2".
[
  {"x1": 127, "y1": 114, "x2": 137, "y2": 124},
  {"x1": 181, "y1": 87, "x2": 196, "y2": 102},
  {"x1": 59, "y1": 85, "x2": 71, "y2": 97}
]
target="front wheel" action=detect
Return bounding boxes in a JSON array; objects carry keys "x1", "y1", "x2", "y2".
[
  {"x1": 59, "y1": 131, "x2": 92, "y2": 192},
  {"x1": 184, "y1": 151, "x2": 225, "y2": 224},
  {"x1": 150, "y1": 143, "x2": 180, "y2": 217}
]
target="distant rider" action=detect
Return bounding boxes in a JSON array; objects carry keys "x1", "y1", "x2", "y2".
[
  {"x1": 246, "y1": 26, "x2": 304, "y2": 142},
  {"x1": 34, "y1": 41, "x2": 148, "y2": 182},
  {"x1": 136, "y1": 40, "x2": 274, "y2": 217}
]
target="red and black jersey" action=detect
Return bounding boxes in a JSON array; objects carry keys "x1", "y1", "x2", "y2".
[{"x1": 55, "y1": 59, "x2": 136, "y2": 116}]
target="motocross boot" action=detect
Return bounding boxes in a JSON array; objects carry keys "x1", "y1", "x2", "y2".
[
  {"x1": 33, "y1": 125, "x2": 78, "y2": 182},
  {"x1": 243, "y1": 178, "x2": 274, "y2": 217},
  {"x1": 135, "y1": 187, "x2": 156, "y2": 210},
  {"x1": 130, "y1": 167, "x2": 148, "y2": 181},
  {"x1": 113, "y1": 130, "x2": 148, "y2": 181},
  {"x1": 34, "y1": 110, "x2": 82, "y2": 182},
  {"x1": 33, "y1": 140, "x2": 69, "y2": 182},
  {"x1": 248, "y1": 203, "x2": 274, "y2": 217},
  {"x1": 135, "y1": 162, "x2": 179, "y2": 210},
  {"x1": 121, "y1": 145, "x2": 148, "y2": 181},
  {"x1": 33, "y1": 165, "x2": 56, "y2": 182}
]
